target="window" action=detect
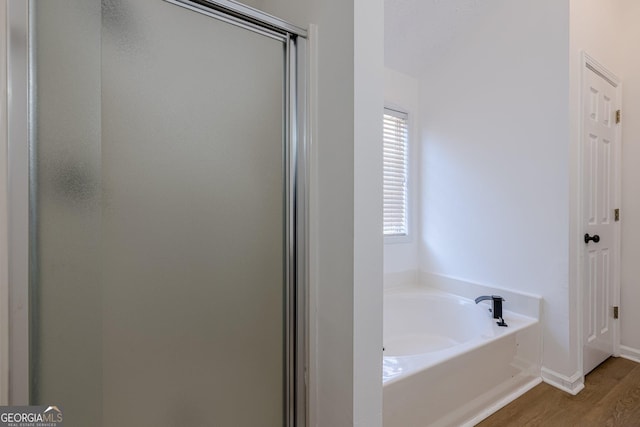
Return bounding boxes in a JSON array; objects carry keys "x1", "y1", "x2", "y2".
[{"x1": 383, "y1": 108, "x2": 409, "y2": 237}]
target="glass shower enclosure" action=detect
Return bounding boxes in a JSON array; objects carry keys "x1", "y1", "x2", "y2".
[{"x1": 6, "y1": 0, "x2": 307, "y2": 425}]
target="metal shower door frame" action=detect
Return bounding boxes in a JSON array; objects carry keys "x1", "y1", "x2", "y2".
[{"x1": 5, "y1": 1, "x2": 309, "y2": 425}]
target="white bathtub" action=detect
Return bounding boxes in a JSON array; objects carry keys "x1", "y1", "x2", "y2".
[{"x1": 383, "y1": 286, "x2": 541, "y2": 427}]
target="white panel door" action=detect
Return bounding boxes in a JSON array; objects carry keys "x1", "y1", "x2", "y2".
[{"x1": 582, "y1": 65, "x2": 619, "y2": 375}]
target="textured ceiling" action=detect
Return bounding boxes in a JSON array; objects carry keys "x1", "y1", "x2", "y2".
[{"x1": 385, "y1": 0, "x2": 494, "y2": 77}]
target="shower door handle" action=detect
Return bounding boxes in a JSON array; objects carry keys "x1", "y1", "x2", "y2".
[{"x1": 584, "y1": 233, "x2": 600, "y2": 244}]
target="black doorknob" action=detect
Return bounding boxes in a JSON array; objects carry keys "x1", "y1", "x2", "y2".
[{"x1": 584, "y1": 233, "x2": 600, "y2": 244}]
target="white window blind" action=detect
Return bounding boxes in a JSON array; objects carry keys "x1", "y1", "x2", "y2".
[{"x1": 383, "y1": 108, "x2": 409, "y2": 237}]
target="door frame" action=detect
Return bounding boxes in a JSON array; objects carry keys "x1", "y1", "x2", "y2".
[
  {"x1": 3, "y1": 1, "x2": 309, "y2": 426},
  {"x1": 578, "y1": 51, "x2": 622, "y2": 376}
]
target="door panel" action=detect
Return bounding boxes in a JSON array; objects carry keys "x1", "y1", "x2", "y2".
[
  {"x1": 583, "y1": 66, "x2": 618, "y2": 375},
  {"x1": 32, "y1": 1, "x2": 286, "y2": 425}
]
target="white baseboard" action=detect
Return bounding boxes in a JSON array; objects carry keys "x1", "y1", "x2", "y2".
[
  {"x1": 541, "y1": 367, "x2": 584, "y2": 395},
  {"x1": 620, "y1": 345, "x2": 640, "y2": 364}
]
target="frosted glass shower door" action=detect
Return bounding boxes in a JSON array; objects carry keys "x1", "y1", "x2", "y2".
[{"x1": 31, "y1": 0, "x2": 288, "y2": 426}]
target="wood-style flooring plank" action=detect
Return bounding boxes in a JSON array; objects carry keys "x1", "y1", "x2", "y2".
[
  {"x1": 580, "y1": 362, "x2": 640, "y2": 426},
  {"x1": 477, "y1": 357, "x2": 640, "y2": 427}
]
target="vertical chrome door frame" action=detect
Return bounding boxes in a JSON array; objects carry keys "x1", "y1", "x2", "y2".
[
  {"x1": 290, "y1": 32, "x2": 308, "y2": 427},
  {"x1": 6, "y1": 0, "x2": 309, "y2": 425}
]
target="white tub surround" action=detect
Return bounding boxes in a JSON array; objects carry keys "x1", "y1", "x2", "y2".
[
  {"x1": 383, "y1": 285, "x2": 541, "y2": 427},
  {"x1": 418, "y1": 272, "x2": 542, "y2": 319}
]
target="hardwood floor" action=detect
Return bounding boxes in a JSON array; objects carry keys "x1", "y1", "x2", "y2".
[{"x1": 477, "y1": 357, "x2": 640, "y2": 427}]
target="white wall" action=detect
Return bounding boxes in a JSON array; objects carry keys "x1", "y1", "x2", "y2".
[
  {"x1": 246, "y1": 1, "x2": 384, "y2": 426},
  {"x1": 353, "y1": 1, "x2": 384, "y2": 425},
  {"x1": 619, "y1": 0, "x2": 640, "y2": 356},
  {"x1": 418, "y1": 0, "x2": 574, "y2": 377},
  {"x1": 384, "y1": 68, "x2": 419, "y2": 286}
]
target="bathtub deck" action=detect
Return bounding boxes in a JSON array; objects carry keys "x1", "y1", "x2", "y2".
[{"x1": 477, "y1": 357, "x2": 640, "y2": 426}]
